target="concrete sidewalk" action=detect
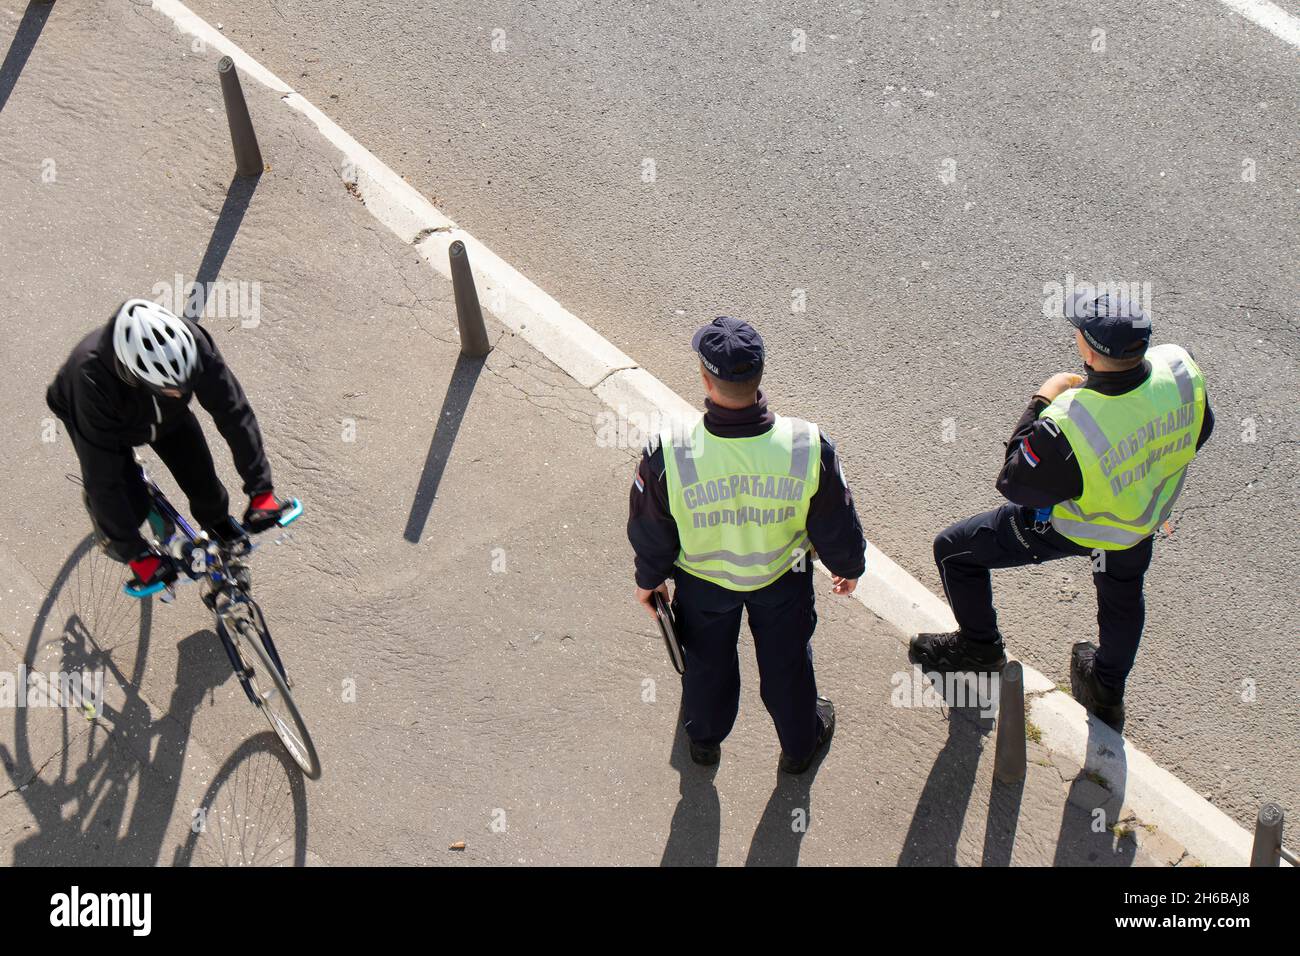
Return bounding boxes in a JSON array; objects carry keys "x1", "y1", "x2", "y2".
[{"x1": 0, "y1": 0, "x2": 1192, "y2": 865}]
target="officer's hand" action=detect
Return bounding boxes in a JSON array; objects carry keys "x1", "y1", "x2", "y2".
[
  {"x1": 831, "y1": 576, "x2": 858, "y2": 596},
  {"x1": 636, "y1": 582, "x2": 670, "y2": 621},
  {"x1": 1035, "y1": 372, "x2": 1085, "y2": 402}
]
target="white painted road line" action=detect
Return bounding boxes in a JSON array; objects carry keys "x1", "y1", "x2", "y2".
[
  {"x1": 1216, "y1": 0, "x2": 1300, "y2": 48},
  {"x1": 146, "y1": 0, "x2": 1265, "y2": 864}
]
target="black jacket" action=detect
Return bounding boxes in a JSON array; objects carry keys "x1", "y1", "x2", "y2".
[
  {"x1": 627, "y1": 391, "x2": 867, "y2": 590},
  {"x1": 47, "y1": 315, "x2": 273, "y2": 554},
  {"x1": 996, "y1": 357, "x2": 1215, "y2": 509}
]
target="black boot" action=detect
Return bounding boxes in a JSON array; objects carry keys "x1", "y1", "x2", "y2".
[
  {"x1": 780, "y1": 696, "x2": 835, "y2": 774},
  {"x1": 689, "y1": 741, "x2": 721, "y2": 766},
  {"x1": 1070, "y1": 641, "x2": 1125, "y2": 732},
  {"x1": 204, "y1": 516, "x2": 250, "y2": 552},
  {"x1": 909, "y1": 630, "x2": 1007, "y2": 673}
]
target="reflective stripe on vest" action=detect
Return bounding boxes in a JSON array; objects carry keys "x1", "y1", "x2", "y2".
[
  {"x1": 662, "y1": 416, "x2": 821, "y2": 591},
  {"x1": 1040, "y1": 344, "x2": 1206, "y2": 551}
]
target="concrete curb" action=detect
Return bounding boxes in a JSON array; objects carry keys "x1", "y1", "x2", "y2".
[
  {"x1": 149, "y1": 0, "x2": 1262, "y2": 866},
  {"x1": 1031, "y1": 692, "x2": 1262, "y2": 867}
]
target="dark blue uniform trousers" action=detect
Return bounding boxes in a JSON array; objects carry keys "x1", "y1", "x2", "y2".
[
  {"x1": 933, "y1": 503, "x2": 1154, "y2": 690},
  {"x1": 672, "y1": 562, "x2": 820, "y2": 761}
]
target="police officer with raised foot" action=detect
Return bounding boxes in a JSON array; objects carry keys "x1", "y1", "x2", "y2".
[
  {"x1": 911, "y1": 292, "x2": 1213, "y2": 731},
  {"x1": 628, "y1": 317, "x2": 867, "y2": 772}
]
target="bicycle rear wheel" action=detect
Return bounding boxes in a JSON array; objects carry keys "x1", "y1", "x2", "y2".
[{"x1": 230, "y1": 616, "x2": 321, "y2": 779}]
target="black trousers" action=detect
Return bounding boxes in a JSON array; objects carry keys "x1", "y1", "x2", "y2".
[
  {"x1": 672, "y1": 563, "x2": 820, "y2": 761},
  {"x1": 76, "y1": 410, "x2": 231, "y2": 560},
  {"x1": 933, "y1": 503, "x2": 1154, "y2": 690}
]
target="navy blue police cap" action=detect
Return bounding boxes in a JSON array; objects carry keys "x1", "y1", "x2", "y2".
[
  {"x1": 1065, "y1": 291, "x2": 1152, "y2": 359},
  {"x1": 692, "y1": 316, "x2": 764, "y2": 382}
]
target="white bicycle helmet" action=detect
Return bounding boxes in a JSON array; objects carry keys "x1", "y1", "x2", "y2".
[{"x1": 112, "y1": 299, "x2": 199, "y2": 390}]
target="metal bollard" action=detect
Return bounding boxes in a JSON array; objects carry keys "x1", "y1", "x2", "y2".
[
  {"x1": 1250, "y1": 802, "x2": 1284, "y2": 867},
  {"x1": 217, "y1": 56, "x2": 264, "y2": 178},
  {"x1": 448, "y1": 240, "x2": 491, "y2": 358},
  {"x1": 994, "y1": 661, "x2": 1026, "y2": 784}
]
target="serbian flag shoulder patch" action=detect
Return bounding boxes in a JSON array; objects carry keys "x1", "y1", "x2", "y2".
[
  {"x1": 1020, "y1": 438, "x2": 1041, "y2": 468},
  {"x1": 633, "y1": 467, "x2": 645, "y2": 493}
]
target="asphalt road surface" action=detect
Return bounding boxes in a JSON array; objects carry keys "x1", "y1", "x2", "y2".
[{"x1": 181, "y1": 0, "x2": 1297, "y2": 828}]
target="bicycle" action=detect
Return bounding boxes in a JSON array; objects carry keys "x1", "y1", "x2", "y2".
[{"x1": 114, "y1": 459, "x2": 321, "y2": 779}]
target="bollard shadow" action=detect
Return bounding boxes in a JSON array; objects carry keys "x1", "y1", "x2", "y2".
[
  {"x1": 744, "y1": 749, "x2": 825, "y2": 867},
  {"x1": 981, "y1": 777, "x2": 1025, "y2": 866},
  {"x1": 173, "y1": 731, "x2": 310, "y2": 866},
  {"x1": 1051, "y1": 718, "x2": 1136, "y2": 866},
  {"x1": 403, "y1": 353, "x2": 486, "y2": 543},
  {"x1": 982, "y1": 668, "x2": 1025, "y2": 865},
  {"x1": 191, "y1": 174, "x2": 260, "y2": 310},
  {"x1": 1, "y1": 536, "x2": 229, "y2": 865},
  {"x1": 0, "y1": 0, "x2": 54, "y2": 116},
  {"x1": 660, "y1": 705, "x2": 721, "y2": 867},
  {"x1": 897, "y1": 701, "x2": 992, "y2": 866}
]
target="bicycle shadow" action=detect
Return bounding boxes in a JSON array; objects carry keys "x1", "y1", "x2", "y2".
[
  {"x1": 173, "y1": 731, "x2": 310, "y2": 866},
  {"x1": 2, "y1": 536, "x2": 246, "y2": 864}
]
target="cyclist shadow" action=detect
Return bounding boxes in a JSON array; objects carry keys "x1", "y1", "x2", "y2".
[{"x1": 1, "y1": 536, "x2": 231, "y2": 865}]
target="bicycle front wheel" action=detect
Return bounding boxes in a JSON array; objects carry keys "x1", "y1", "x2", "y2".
[{"x1": 231, "y1": 617, "x2": 321, "y2": 779}]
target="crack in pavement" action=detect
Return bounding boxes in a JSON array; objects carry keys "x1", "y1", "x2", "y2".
[
  {"x1": 0, "y1": 720, "x2": 95, "y2": 801},
  {"x1": 1178, "y1": 438, "x2": 1298, "y2": 521}
]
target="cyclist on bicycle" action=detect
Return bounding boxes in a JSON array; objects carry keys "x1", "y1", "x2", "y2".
[{"x1": 47, "y1": 299, "x2": 295, "y2": 591}]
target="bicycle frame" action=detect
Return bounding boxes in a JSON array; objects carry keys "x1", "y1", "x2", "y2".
[{"x1": 129, "y1": 462, "x2": 299, "y2": 705}]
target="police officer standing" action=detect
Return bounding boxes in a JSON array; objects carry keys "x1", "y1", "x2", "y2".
[
  {"x1": 910, "y1": 292, "x2": 1214, "y2": 731},
  {"x1": 628, "y1": 317, "x2": 867, "y2": 772}
]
